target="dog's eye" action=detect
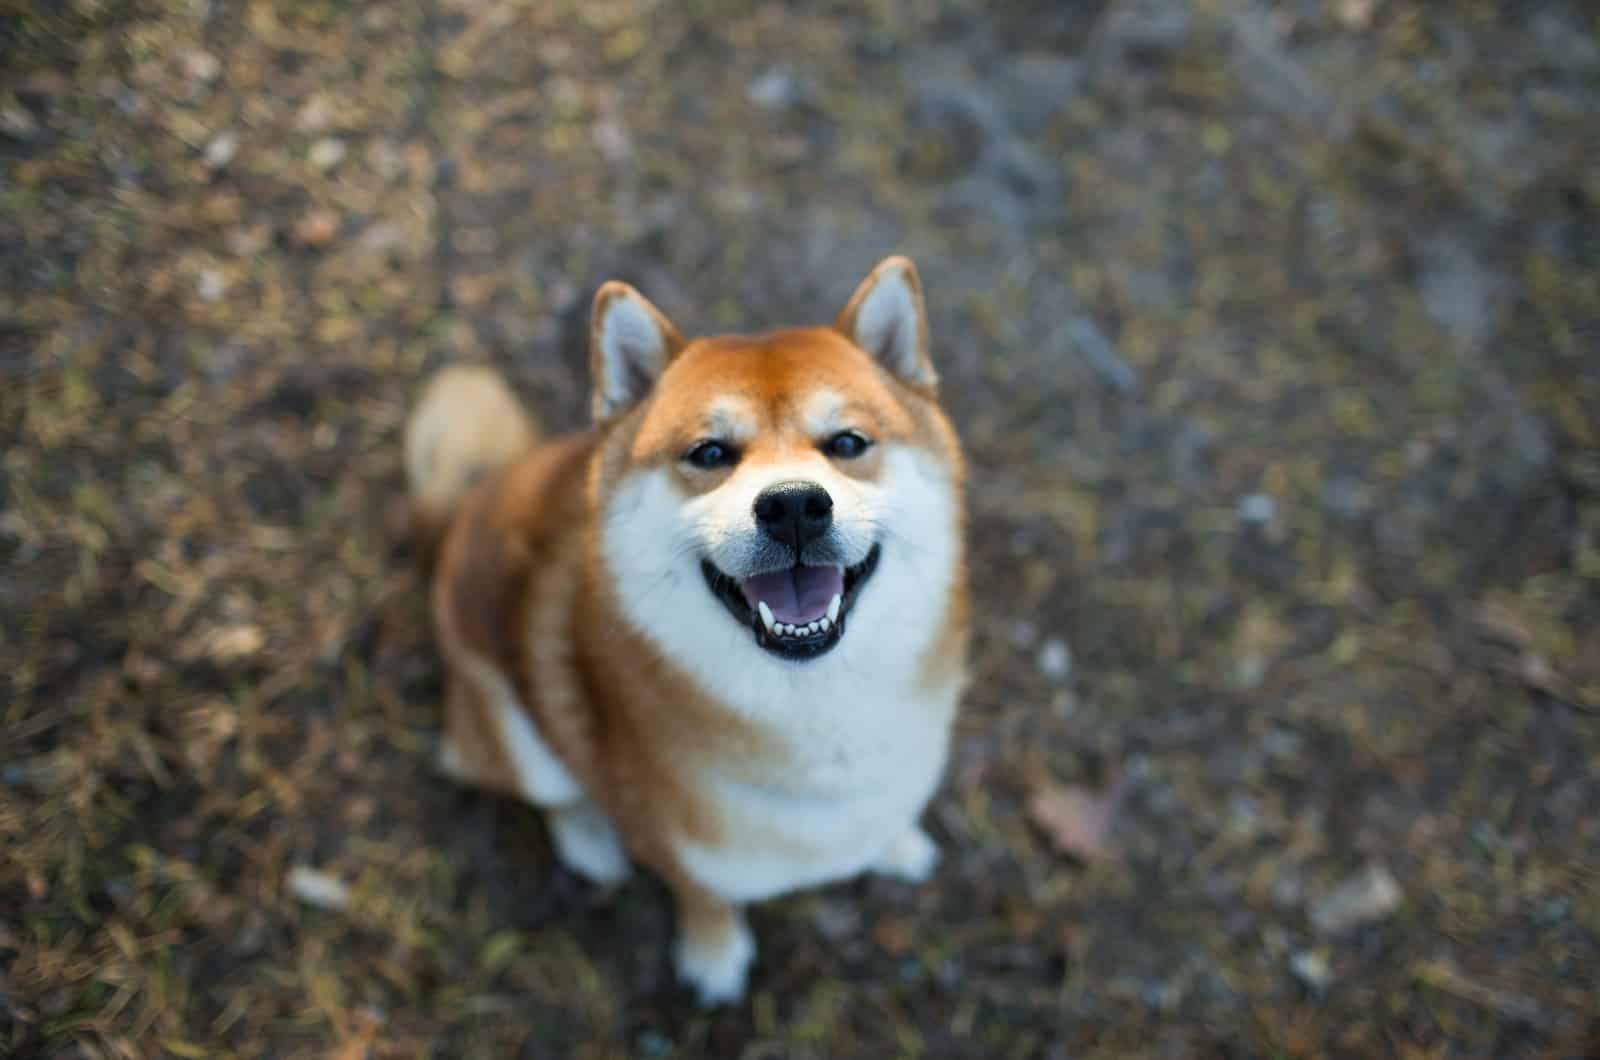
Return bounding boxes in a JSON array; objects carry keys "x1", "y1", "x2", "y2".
[
  {"x1": 824, "y1": 431, "x2": 871, "y2": 459},
  {"x1": 684, "y1": 440, "x2": 738, "y2": 470}
]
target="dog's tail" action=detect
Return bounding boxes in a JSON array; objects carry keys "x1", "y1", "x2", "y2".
[{"x1": 403, "y1": 365, "x2": 538, "y2": 554}]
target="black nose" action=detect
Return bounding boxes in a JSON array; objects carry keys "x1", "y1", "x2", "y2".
[{"x1": 753, "y1": 481, "x2": 834, "y2": 550}]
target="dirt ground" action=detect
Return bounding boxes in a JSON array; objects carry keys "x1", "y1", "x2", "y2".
[{"x1": 3, "y1": 1, "x2": 1598, "y2": 1057}]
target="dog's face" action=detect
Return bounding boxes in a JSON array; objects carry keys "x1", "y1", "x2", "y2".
[
  {"x1": 631, "y1": 330, "x2": 919, "y2": 660},
  {"x1": 592, "y1": 258, "x2": 963, "y2": 669}
]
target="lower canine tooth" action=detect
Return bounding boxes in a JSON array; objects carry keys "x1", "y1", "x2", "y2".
[
  {"x1": 826, "y1": 594, "x2": 841, "y2": 623},
  {"x1": 758, "y1": 601, "x2": 775, "y2": 633}
]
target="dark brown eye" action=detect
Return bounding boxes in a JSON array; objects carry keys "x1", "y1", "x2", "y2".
[
  {"x1": 824, "y1": 431, "x2": 871, "y2": 459},
  {"x1": 685, "y1": 440, "x2": 739, "y2": 470}
]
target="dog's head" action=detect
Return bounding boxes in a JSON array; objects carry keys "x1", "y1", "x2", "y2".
[{"x1": 591, "y1": 257, "x2": 964, "y2": 671}]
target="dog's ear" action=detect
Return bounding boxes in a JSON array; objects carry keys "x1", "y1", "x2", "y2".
[
  {"x1": 835, "y1": 255, "x2": 937, "y2": 390},
  {"x1": 590, "y1": 281, "x2": 686, "y2": 420}
]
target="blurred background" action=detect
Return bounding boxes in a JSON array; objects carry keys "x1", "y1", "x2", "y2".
[{"x1": 3, "y1": 1, "x2": 1598, "y2": 1056}]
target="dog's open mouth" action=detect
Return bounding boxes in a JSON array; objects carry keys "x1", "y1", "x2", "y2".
[{"x1": 700, "y1": 544, "x2": 881, "y2": 660}]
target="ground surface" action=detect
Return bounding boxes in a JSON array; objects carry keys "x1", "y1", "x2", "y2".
[{"x1": 3, "y1": 1, "x2": 1599, "y2": 1057}]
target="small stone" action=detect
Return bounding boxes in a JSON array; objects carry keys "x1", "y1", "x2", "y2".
[
  {"x1": 1290, "y1": 948, "x2": 1332, "y2": 992},
  {"x1": 1238, "y1": 493, "x2": 1278, "y2": 524},
  {"x1": 995, "y1": 56, "x2": 1082, "y2": 135},
  {"x1": 0, "y1": 102, "x2": 40, "y2": 141},
  {"x1": 811, "y1": 899, "x2": 861, "y2": 941},
  {"x1": 195, "y1": 268, "x2": 227, "y2": 302},
  {"x1": 748, "y1": 68, "x2": 808, "y2": 109},
  {"x1": 112, "y1": 85, "x2": 146, "y2": 116},
  {"x1": 180, "y1": 49, "x2": 222, "y2": 84},
  {"x1": 1226, "y1": 794, "x2": 1264, "y2": 839},
  {"x1": 1090, "y1": 0, "x2": 1191, "y2": 76},
  {"x1": 537, "y1": 40, "x2": 574, "y2": 67},
  {"x1": 369, "y1": 139, "x2": 405, "y2": 181},
  {"x1": 1037, "y1": 638, "x2": 1072, "y2": 681},
  {"x1": 286, "y1": 866, "x2": 351, "y2": 911},
  {"x1": 1226, "y1": 8, "x2": 1345, "y2": 133},
  {"x1": 309, "y1": 137, "x2": 347, "y2": 170},
  {"x1": 1311, "y1": 864, "x2": 1402, "y2": 933},
  {"x1": 1270, "y1": 868, "x2": 1304, "y2": 909},
  {"x1": 591, "y1": 117, "x2": 629, "y2": 163},
  {"x1": 296, "y1": 95, "x2": 334, "y2": 133},
  {"x1": 1262, "y1": 727, "x2": 1303, "y2": 759},
  {"x1": 1063, "y1": 316, "x2": 1138, "y2": 393},
  {"x1": 226, "y1": 223, "x2": 272, "y2": 257},
  {"x1": 1531, "y1": 8, "x2": 1600, "y2": 73},
  {"x1": 1234, "y1": 653, "x2": 1269, "y2": 689},
  {"x1": 635, "y1": 1030, "x2": 672, "y2": 1059},
  {"x1": 1415, "y1": 234, "x2": 1502, "y2": 350},
  {"x1": 1335, "y1": 0, "x2": 1377, "y2": 28},
  {"x1": 204, "y1": 130, "x2": 240, "y2": 170},
  {"x1": 1535, "y1": 897, "x2": 1570, "y2": 925},
  {"x1": 1140, "y1": 979, "x2": 1179, "y2": 1011},
  {"x1": 356, "y1": 222, "x2": 405, "y2": 256},
  {"x1": 1051, "y1": 690, "x2": 1076, "y2": 718}
]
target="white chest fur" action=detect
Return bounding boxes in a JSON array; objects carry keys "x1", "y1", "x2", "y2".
[
  {"x1": 675, "y1": 676, "x2": 959, "y2": 902},
  {"x1": 601, "y1": 446, "x2": 965, "y2": 903}
]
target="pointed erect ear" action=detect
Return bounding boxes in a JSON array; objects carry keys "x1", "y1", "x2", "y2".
[
  {"x1": 590, "y1": 281, "x2": 685, "y2": 420},
  {"x1": 834, "y1": 255, "x2": 937, "y2": 389}
]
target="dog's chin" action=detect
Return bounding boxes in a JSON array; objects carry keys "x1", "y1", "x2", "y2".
[{"x1": 700, "y1": 544, "x2": 881, "y2": 661}]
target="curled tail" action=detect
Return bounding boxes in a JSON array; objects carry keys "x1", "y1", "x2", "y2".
[{"x1": 404, "y1": 365, "x2": 538, "y2": 553}]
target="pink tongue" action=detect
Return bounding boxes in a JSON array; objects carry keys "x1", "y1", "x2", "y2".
[{"x1": 740, "y1": 565, "x2": 844, "y2": 625}]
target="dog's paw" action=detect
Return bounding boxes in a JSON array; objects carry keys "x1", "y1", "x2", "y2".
[
  {"x1": 872, "y1": 826, "x2": 940, "y2": 883},
  {"x1": 674, "y1": 919, "x2": 754, "y2": 1006},
  {"x1": 548, "y1": 803, "x2": 630, "y2": 886}
]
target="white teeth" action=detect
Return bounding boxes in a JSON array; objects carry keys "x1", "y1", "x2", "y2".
[
  {"x1": 827, "y1": 594, "x2": 841, "y2": 624},
  {"x1": 762, "y1": 616, "x2": 836, "y2": 638}
]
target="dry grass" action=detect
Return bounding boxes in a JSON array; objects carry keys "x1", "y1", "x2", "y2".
[{"x1": 3, "y1": 1, "x2": 1598, "y2": 1056}]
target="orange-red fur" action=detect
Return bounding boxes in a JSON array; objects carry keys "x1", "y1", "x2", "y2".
[{"x1": 408, "y1": 257, "x2": 968, "y2": 1002}]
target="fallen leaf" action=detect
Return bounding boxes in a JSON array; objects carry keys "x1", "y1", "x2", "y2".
[
  {"x1": 328, "y1": 1009, "x2": 381, "y2": 1060},
  {"x1": 873, "y1": 916, "x2": 915, "y2": 955},
  {"x1": 1475, "y1": 594, "x2": 1534, "y2": 647},
  {"x1": 204, "y1": 624, "x2": 265, "y2": 661},
  {"x1": 1027, "y1": 772, "x2": 1127, "y2": 864},
  {"x1": 294, "y1": 209, "x2": 340, "y2": 246}
]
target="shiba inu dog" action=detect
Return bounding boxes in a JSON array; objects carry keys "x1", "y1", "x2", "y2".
[{"x1": 404, "y1": 256, "x2": 969, "y2": 1003}]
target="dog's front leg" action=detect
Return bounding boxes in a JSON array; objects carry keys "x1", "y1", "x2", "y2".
[
  {"x1": 870, "y1": 825, "x2": 941, "y2": 882},
  {"x1": 671, "y1": 881, "x2": 754, "y2": 1005}
]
